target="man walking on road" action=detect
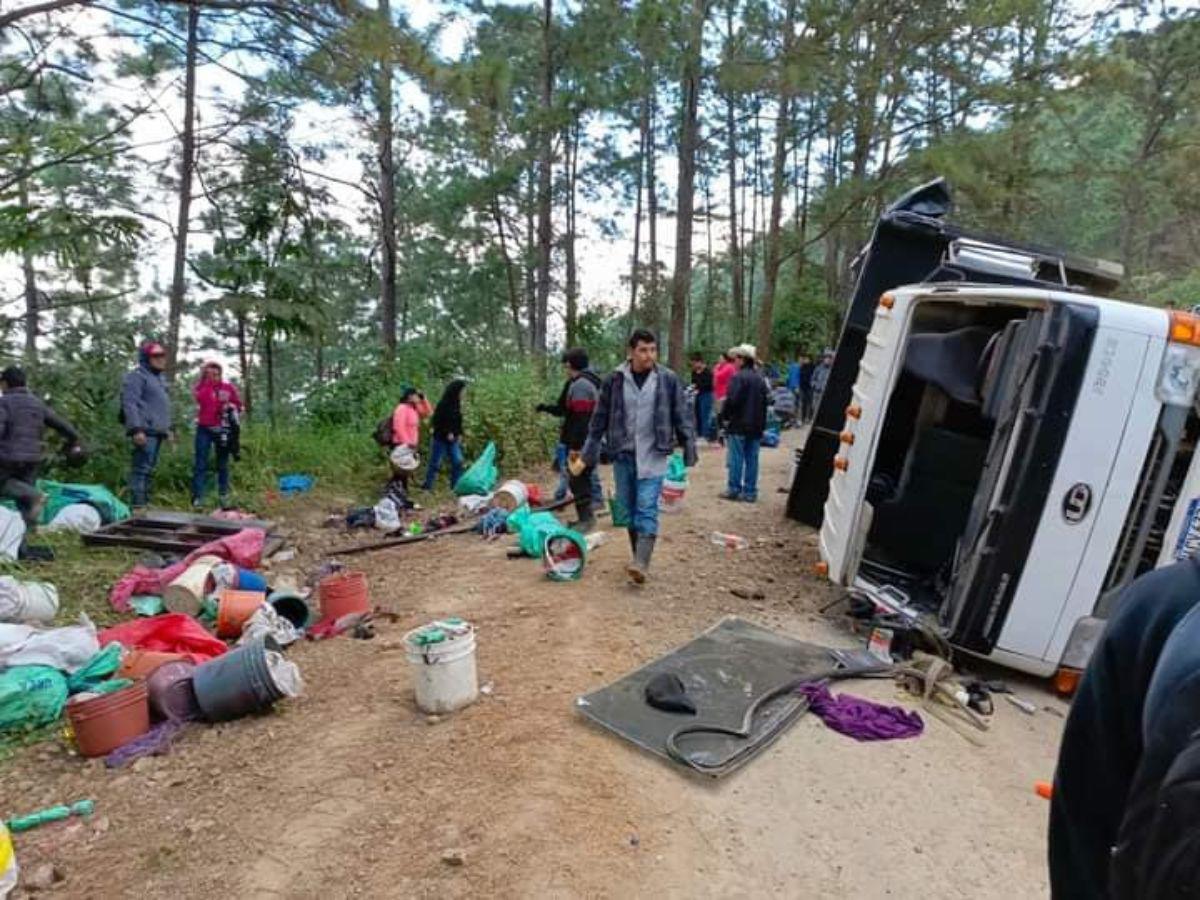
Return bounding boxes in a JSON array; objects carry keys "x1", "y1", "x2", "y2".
[
  {"x1": 121, "y1": 341, "x2": 173, "y2": 510},
  {"x1": 719, "y1": 345, "x2": 769, "y2": 503},
  {"x1": 583, "y1": 330, "x2": 696, "y2": 584},
  {"x1": 538, "y1": 348, "x2": 603, "y2": 532},
  {"x1": 0, "y1": 366, "x2": 83, "y2": 527}
]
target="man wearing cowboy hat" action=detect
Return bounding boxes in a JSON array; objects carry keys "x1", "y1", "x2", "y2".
[{"x1": 719, "y1": 344, "x2": 769, "y2": 503}]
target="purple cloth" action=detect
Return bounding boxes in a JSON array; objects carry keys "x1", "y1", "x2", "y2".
[
  {"x1": 105, "y1": 719, "x2": 190, "y2": 768},
  {"x1": 797, "y1": 682, "x2": 924, "y2": 741}
]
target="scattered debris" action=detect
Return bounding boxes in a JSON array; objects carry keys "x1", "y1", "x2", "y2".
[
  {"x1": 1004, "y1": 695, "x2": 1038, "y2": 716},
  {"x1": 441, "y1": 848, "x2": 466, "y2": 867},
  {"x1": 24, "y1": 861, "x2": 64, "y2": 891}
]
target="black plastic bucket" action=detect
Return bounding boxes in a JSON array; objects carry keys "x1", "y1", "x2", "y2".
[
  {"x1": 268, "y1": 591, "x2": 311, "y2": 629},
  {"x1": 192, "y1": 636, "x2": 285, "y2": 722}
]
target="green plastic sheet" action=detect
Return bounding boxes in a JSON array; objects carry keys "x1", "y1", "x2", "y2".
[
  {"x1": 0, "y1": 666, "x2": 68, "y2": 733},
  {"x1": 454, "y1": 441, "x2": 499, "y2": 496}
]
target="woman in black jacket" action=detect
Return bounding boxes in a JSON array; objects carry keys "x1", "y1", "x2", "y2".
[{"x1": 422, "y1": 379, "x2": 467, "y2": 490}]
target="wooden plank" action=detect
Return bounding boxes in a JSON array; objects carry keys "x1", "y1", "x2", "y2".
[{"x1": 83, "y1": 533, "x2": 208, "y2": 553}]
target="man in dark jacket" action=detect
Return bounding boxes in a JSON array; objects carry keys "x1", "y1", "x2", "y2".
[
  {"x1": 582, "y1": 329, "x2": 696, "y2": 583},
  {"x1": 538, "y1": 348, "x2": 602, "y2": 531},
  {"x1": 422, "y1": 378, "x2": 467, "y2": 491},
  {"x1": 121, "y1": 341, "x2": 172, "y2": 508},
  {"x1": 1050, "y1": 557, "x2": 1200, "y2": 898},
  {"x1": 719, "y1": 344, "x2": 768, "y2": 503},
  {"x1": 690, "y1": 353, "x2": 715, "y2": 441},
  {"x1": 0, "y1": 367, "x2": 81, "y2": 526}
]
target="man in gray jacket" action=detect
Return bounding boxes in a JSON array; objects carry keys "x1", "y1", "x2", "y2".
[
  {"x1": 583, "y1": 329, "x2": 697, "y2": 584},
  {"x1": 0, "y1": 366, "x2": 82, "y2": 526},
  {"x1": 121, "y1": 341, "x2": 172, "y2": 508}
]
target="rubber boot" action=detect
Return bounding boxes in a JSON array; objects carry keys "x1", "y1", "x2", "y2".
[
  {"x1": 568, "y1": 498, "x2": 596, "y2": 534},
  {"x1": 627, "y1": 529, "x2": 638, "y2": 554},
  {"x1": 627, "y1": 534, "x2": 656, "y2": 585}
]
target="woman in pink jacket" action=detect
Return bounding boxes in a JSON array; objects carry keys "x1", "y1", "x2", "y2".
[
  {"x1": 389, "y1": 387, "x2": 431, "y2": 490},
  {"x1": 192, "y1": 361, "x2": 243, "y2": 508}
]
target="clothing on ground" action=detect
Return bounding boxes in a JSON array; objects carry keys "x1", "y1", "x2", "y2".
[
  {"x1": 797, "y1": 682, "x2": 924, "y2": 741},
  {"x1": 0, "y1": 387, "x2": 78, "y2": 463}
]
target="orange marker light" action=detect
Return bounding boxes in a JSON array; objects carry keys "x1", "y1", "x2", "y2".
[
  {"x1": 1055, "y1": 667, "x2": 1082, "y2": 697},
  {"x1": 879, "y1": 292, "x2": 895, "y2": 310},
  {"x1": 845, "y1": 404, "x2": 862, "y2": 420},
  {"x1": 839, "y1": 430, "x2": 855, "y2": 445},
  {"x1": 1035, "y1": 781, "x2": 1053, "y2": 800},
  {"x1": 814, "y1": 561, "x2": 829, "y2": 577},
  {"x1": 833, "y1": 456, "x2": 849, "y2": 471},
  {"x1": 1169, "y1": 311, "x2": 1200, "y2": 346}
]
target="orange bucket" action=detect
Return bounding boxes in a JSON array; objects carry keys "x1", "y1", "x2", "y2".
[
  {"x1": 67, "y1": 682, "x2": 151, "y2": 757},
  {"x1": 215, "y1": 589, "x2": 267, "y2": 639},
  {"x1": 118, "y1": 649, "x2": 191, "y2": 680},
  {"x1": 318, "y1": 570, "x2": 370, "y2": 621}
]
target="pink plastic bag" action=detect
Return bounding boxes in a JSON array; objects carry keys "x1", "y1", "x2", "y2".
[
  {"x1": 99, "y1": 613, "x2": 227, "y2": 663},
  {"x1": 109, "y1": 529, "x2": 266, "y2": 612}
]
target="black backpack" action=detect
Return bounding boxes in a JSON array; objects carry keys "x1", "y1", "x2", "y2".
[{"x1": 372, "y1": 415, "x2": 393, "y2": 447}]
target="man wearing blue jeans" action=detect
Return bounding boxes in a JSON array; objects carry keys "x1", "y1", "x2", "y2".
[
  {"x1": 121, "y1": 341, "x2": 173, "y2": 509},
  {"x1": 583, "y1": 330, "x2": 696, "y2": 583},
  {"x1": 1050, "y1": 557, "x2": 1200, "y2": 898},
  {"x1": 719, "y1": 344, "x2": 768, "y2": 502}
]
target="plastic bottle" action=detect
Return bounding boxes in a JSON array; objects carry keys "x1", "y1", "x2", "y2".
[
  {"x1": 709, "y1": 532, "x2": 750, "y2": 551},
  {"x1": 0, "y1": 822, "x2": 18, "y2": 899}
]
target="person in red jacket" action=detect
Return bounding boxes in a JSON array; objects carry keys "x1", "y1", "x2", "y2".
[
  {"x1": 713, "y1": 352, "x2": 736, "y2": 418},
  {"x1": 192, "y1": 361, "x2": 243, "y2": 508}
]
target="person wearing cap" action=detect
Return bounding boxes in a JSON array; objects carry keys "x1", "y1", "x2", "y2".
[
  {"x1": 121, "y1": 341, "x2": 172, "y2": 509},
  {"x1": 719, "y1": 344, "x2": 769, "y2": 502},
  {"x1": 0, "y1": 366, "x2": 82, "y2": 527},
  {"x1": 538, "y1": 348, "x2": 604, "y2": 526},
  {"x1": 192, "y1": 360, "x2": 243, "y2": 509},
  {"x1": 582, "y1": 329, "x2": 697, "y2": 583}
]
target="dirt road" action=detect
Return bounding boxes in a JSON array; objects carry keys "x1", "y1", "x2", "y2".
[{"x1": 1, "y1": 432, "x2": 1066, "y2": 898}]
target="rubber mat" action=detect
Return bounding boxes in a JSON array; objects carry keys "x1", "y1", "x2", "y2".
[{"x1": 576, "y1": 617, "x2": 838, "y2": 778}]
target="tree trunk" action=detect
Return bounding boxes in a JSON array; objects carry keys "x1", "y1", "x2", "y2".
[
  {"x1": 668, "y1": 0, "x2": 706, "y2": 370},
  {"x1": 167, "y1": 0, "x2": 199, "y2": 378},
  {"x1": 723, "y1": 3, "x2": 744, "y2": 331},
  {"x1": 525, "y1": 166, "x2": 537, "y2": 350},
  {"x1": 564, "y1": 117, "x2": 580, "y2": 347},
  {"x1": 704, "y1": 174, "x2": 715, "y2": 347},
  {"x1": 534, "y1": 0, "x2": 554, "y2": 356},
  {"x1": 746, "y1": 100, "x2": 761, "y2": 330},
  {"x1": 376, "y1": 0, "x2": 398, "y2": 360},
  {"x1": 492, "y1": 195, "x2": 526, "y2": 350},
  {"x1": 795, "y1": 96, "x2": 815, "y2": 285},
  {"x1": 647, "y1": 84, "x2": 659, "y2": 325},
  {"x1": 756, "y1": 0, "x2": 796, "y2": 363},
  {"x1": 265, "y1": 328, "x2": 275, "y2": 428},
  {"x1": 17, "y1": 172, "x2": 37, "y2": 364},
  {"x1": 629, "y1": 90, "x2": 648, "y2": 323},
  {"x1": 237, "y1": 310, "x2": 252, "y2": 417}
]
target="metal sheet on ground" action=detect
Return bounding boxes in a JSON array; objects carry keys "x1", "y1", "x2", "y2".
[{"x1": 576, "y1": 617, "x2": 836, "y2": 778}]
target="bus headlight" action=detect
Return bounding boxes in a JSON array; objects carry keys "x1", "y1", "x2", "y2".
[{"x1": 1157, "y1": 343, "x2": 1200, "y2": 406}]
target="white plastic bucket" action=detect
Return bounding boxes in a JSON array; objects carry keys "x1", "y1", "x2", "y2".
[
  {"x1": 660, "y1": 479, "x2": 687, "y2": 513},
  {"x1": 492, "y1": 480, "x2": 529, "y2": 511},
  {"x1": 404, "y1": 621, "x2": 478, "y2": 714},
  {"x1": 163, "y1": 555, "x2": 221, "y2": 616}
]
